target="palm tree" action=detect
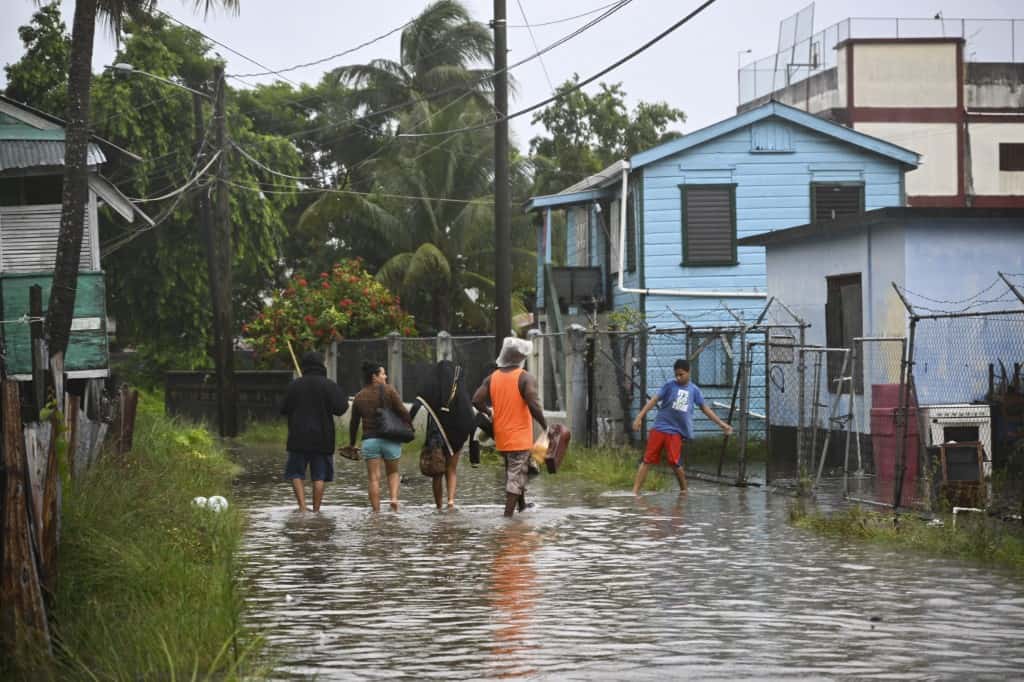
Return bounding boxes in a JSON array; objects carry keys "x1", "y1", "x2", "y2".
[
  {"x1": 48, "y1": 0, "x2": 238, "y2": 361},
  {"x1": 329, "y1": 0, "x2": 494, "y2": 115},
  {"x1": 299, "y1": 99, "x2": 534, "y2": 333}
]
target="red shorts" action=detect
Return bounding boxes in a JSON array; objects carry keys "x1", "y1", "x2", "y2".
[{"x1": 644, "y1": 429, "x2": 684, "y2": 467}]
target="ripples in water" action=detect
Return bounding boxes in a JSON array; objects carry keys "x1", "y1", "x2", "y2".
[{"x1": 235, "y1": 448, "x2": 1024, "y2": 680}]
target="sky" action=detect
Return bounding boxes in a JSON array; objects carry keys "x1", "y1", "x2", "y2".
[{"x1": 1, "y1": 0, "x2": 1021, "y2": 151}]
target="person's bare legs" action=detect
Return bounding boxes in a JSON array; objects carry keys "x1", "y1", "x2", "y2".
[
  {"x1": 674, "y1": 465, "x2": 688, "y2": 492},
  {"x1": 312, "y1": 480, "x2": 325, "y2": 511},
  {"x1": 291, "y1": 478, "x2": 307, "y2": 512},
  {"x1": 432, "y1": 475, "x2": 444, "y2": 509},
  {"x1": 445, "y1": 452, "x2": 460, "y2": 508},
  {"x1": 632, "y1": 462, "x2": 652, "y2": 496},
  {"x1": 366, "y1": 458, "x2": 381, "y2": 512},
  {"x1": 385, "y1": 459, "x2": 400, "y2": 511}
]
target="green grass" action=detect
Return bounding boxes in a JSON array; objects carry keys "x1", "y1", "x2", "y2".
[
  {"x1": 9, "y1": 392, "x2": 267, "y2": 680},
  {"x1": 555, "y1": 445, "x2": 669, "y2": 491},
  {"x1": 791, "y1": 504, "x2": 1024, "y2": 576},
  {"x1": 236, "y1": 419, "x2": 288, "y2": 447}
]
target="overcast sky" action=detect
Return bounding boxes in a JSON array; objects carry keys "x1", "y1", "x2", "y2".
[{"x1": 2, "y1": 0, "x2": 1021, "y2": 148}]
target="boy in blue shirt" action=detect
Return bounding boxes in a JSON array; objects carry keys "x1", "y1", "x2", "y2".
[{"x1": 631, "y1": 359, "x2": 732, "y2": 495}]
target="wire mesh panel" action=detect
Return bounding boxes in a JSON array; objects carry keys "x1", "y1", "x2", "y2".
[
  {"x1": 336, "y1": 338, "x2": 388, "y2": 397},
  {"x1": 400, "y1": 337, "x2": 436, "y2": 400},
  {"x1": 451, "y1": 335, "x2": 496, "y2": 399}
]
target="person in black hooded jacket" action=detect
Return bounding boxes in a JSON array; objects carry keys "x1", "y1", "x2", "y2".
[
  {"x1": 410, "y1": 360, "x2": 475, "y2": 509},
  {"x1": 281, "y1": 351, "x2": 348, "y2": 512}
]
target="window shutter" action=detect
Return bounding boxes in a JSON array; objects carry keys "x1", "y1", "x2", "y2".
[
  {"x1": 682, "y1": 185, "x2": 735, "y2": 265},
  {"x1": 999, "y1": 143, "x2": 1024, "y2": 171},
  {"x1": 813, "y1": 184, "x2": 863, "y2": 222},
  {"x1": 0, "y1": 205, "x2": 93, "y2": 272}
]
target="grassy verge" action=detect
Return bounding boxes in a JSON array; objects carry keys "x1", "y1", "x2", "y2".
[
  {"x1": 13, "y1": 393, "x2": 265, "y2": 679},
  {"x1": 236, "y1": 419, "x2": 288, "y2": 447},
  {"x1": 790, "y1": 503, "x2": 1024, "y2": 576}
]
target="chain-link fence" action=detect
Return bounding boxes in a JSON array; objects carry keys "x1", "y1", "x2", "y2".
[{"x1": 335, "y1": 337, "x2": 388, "y2": 397}]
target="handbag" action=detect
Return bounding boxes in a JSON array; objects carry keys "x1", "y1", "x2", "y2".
[
  {"x1": 376, "y1": 384, "x2": 415, "y2": 443},
  {"x1": 415, "y1": 396, "x2": 455, "y2": 477}
]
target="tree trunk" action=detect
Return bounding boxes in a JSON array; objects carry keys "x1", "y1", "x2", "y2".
[{"x1": 47, "y1": 0, "x2": 98, "y2": 358}]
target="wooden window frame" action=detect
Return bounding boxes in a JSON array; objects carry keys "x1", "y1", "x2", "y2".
[
  {"x1": 810, "y1": 182, "x2": 865, "y2": 223},
  {"x1": 679, "y1": 183, "x2": 738, "y2": 268},
  {"x1": 825, "y1": 273, "x2": 864, "y2": 395},
  {"x1": 625, "y1": 188, "x2": 637, "y2": 273}
]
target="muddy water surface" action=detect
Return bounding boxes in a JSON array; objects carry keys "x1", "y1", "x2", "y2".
[{"x1": 234, "y1": 447, "x2": 1024, "y2": 680}]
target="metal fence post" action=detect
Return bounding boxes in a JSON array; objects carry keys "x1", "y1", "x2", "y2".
[
  {"x1": 796, "y1": 326, "x2": 807, "y2": 481},
  {"x1": 527, "y1": 329, "x2": 543, "y2": 387},
  {"x1": 436, "y1": 331, "x2": 453, "y2": 363},
  {"x1": 387, "y1": 331, "x2": 403, "y2": 393},
  {"x1": 737, "y1": 329, "x2": 750, "y2": 485}
]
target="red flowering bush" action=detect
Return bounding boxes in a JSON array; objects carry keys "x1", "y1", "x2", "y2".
[{"x1": 243, "y1": 259, "x2": 416, "y2": 362}]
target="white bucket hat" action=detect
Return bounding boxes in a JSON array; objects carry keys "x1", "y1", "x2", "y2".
[{"x1": 496, "y1": 336, "x2": 532, "y2": 368}]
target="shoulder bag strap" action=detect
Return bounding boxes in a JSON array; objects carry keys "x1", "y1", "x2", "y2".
[{"x1": 416, "y1": 396, "x2": 454, "y2": 455}]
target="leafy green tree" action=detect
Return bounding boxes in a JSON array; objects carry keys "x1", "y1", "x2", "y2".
[
  {"x1": 243, "y1": 259, "x2": 416, "y2": 363},
  {"x1": 88, "y1": 14, "x2": 301, "y2": 370},
  {"x1": 4, "y1": 2, "x2": 70, "y2": 115},
  {"x1": 44, "y1": 0, "x2": 239, "y2": 365},
  {"x1": 529, "y1": 76, "x2": 686, "y2": 195}
]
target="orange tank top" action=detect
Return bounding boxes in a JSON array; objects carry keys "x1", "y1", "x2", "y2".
[{"x1": 489, "y1": 368, "x2": 533, "y2": 452}]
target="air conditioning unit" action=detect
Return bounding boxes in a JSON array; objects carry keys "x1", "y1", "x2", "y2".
[{"x1": 920, "y1": 404, "x2": 992, "y2": 479}]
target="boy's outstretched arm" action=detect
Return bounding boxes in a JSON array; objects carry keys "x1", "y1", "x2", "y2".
[
  {"x1": 631, "y1": 395, "x2": 660, "y2": 432},
  {"x1": 701, "y1": 403, "x2": 733, "y2": 435}
]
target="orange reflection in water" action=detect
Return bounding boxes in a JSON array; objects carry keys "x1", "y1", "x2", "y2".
[{"x1": 488, "y1": 525, "x2": 541, "y2": 678}]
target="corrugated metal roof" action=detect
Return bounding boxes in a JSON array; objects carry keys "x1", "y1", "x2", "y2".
[{"x1": 0, "y1": 140, "x2": 106, "y2": 171}]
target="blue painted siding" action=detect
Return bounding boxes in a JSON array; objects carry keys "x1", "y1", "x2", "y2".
[{"x1": 634, "y1": 117, "x2": 907, "y2": 440}]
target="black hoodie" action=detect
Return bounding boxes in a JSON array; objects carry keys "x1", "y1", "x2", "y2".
[{"x1": 280, "y1": 351, "x2": 348, "y2": 454}]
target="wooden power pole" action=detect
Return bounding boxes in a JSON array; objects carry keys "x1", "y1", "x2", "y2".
[
  {"x1": 211, "y1": 65, "x2": 237, "y2": 437},
  {"x1": 493, "y1": 0, "x2": 511, "y2": 353}
]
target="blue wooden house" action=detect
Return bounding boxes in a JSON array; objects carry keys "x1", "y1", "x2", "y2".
[{"x1": 526, "y1": 101, "x2": 919, "y2": 438}]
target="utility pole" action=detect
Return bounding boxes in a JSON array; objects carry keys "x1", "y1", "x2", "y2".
[
  {"x1": 493, "y1": 0, "x2": 511, "y2": 353},
  {"x1": 211, "y1": 64, "x2": 237, "y2": 437}
]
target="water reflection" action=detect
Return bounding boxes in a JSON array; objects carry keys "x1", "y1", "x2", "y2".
[
  {"x1": 488, "y1": 525, "x2": 540, "y2": 678},
  {"x1": 234, "y1": 447, "x2": 1024, "y2": 680}
]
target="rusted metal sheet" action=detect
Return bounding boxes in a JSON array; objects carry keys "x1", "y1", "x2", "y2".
[{"x1": 0, "y1": 380, "x2": 51, "y2": 656}]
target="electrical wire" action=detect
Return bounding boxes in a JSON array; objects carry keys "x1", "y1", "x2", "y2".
[
  {"x1": 224, "y1": 178, "x2": 492, "y2": 205},
  {"x1": 508, "y1": 1, "x2": 624, "y2": 28},
  {"x1": 515, "y1": 0, "x2": 555, "y2": 93},
  {"x1": 279, "y1": 0, "x2": 636, "y2": 141},
  {"x1": 396, "y1": 0, "x2": 718, "y2": 139},
  {"x1": 125, "y1": 150, "x2": 221, "y2": 203},
  {"x1": 229, "y1": 18, "x2": 416, "y2": 78}
]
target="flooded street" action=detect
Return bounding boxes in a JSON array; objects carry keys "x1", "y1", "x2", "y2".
[{"x1": 234, "y1": 447, "x2": 1024, "y2": 680}]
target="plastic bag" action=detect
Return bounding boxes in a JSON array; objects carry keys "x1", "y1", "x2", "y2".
[{"x1": 530, "y1": 431, "x2": 549, "y2": 469}]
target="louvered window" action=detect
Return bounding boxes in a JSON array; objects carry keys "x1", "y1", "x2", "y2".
[
  {"x1": 0, "y1": 205, "x2": 93, "y2": 272},
  {"x1": 680, "y1": 184, "x2": 736, "y2": 266},
  {"x1": 812, "y1": 183, "x2": 864, "y2": 223}
]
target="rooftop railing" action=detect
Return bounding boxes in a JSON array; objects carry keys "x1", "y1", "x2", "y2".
[{"x1": 738, "y1": 17, "x2": 1024, "y2": 105}]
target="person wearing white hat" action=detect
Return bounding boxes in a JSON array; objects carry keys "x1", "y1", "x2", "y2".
[{"x1": 472, "y1": 337, "x2": 547, "y2": 517}]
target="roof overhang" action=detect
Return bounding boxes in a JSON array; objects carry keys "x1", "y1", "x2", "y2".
[
  {"x1": 630, "y1": 101, "x2": 920, "y2": 171},
  {"x1": 89, "y1": 174, "x2": 155, "y2": 226},
  {"x1": 524, "y1": 188, "x2": 613, "y2": 213}
]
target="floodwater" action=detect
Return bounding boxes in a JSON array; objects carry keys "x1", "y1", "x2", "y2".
[{"x1": 233, "y1": 447, "x2": 1024, "y2": 680}]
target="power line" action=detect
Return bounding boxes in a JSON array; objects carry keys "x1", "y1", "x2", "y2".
[
  {"x1": 278, "y1": 0, "x2": 635, "y2": 141},
  {"x1": 396, "y1": 0, "x2": 718, "y2": 139},
  {"x1": 515, "y1": 0, "x2": 555, "y2": 93},
  {"x1": 228, "y1": 18, "x2": 415, "y2": 78},
  {"x1": 508, "y1": 1, "x2": 624, "y2": 28},
  {"x1": 126, "y1": 150, "x2": 221, "y2": 202},
  {"x1": 225, "y1": 178, "x2": 492, "y2": 205}
]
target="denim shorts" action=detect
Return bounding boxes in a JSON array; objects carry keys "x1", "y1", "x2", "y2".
[
  {"x1": 361, "y1": 438, "x2": 403, "y2": 461},
  {"x1": 284, "y1": 451, "x2": 334, "y2": 482}
]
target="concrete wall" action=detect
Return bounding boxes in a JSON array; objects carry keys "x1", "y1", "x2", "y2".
[
  {"x1": 855, "y1": 122, "x2": 958, "y2": 197},
  {"x1": 966, "y1": 63, "x2": 1024, "y2": 109},
  {"x1": 903, "y1": 219, "x2": 1024, "y2": 405},
  {"x1": 969, "y1": 122, "x2": 1024, "y2": 196},
  {"x1": 852, "y1": 43, "x2": 958, "y2": 108}
]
